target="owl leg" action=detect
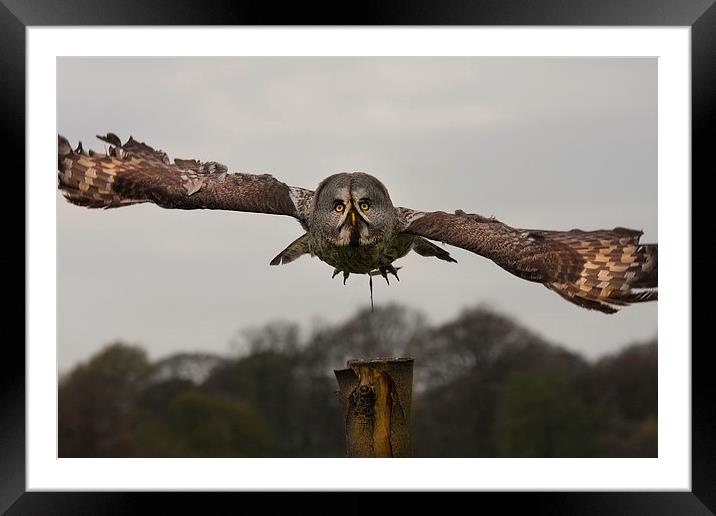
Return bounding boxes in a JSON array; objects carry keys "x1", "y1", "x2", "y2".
[{"x1": 369, "y1": 274, "x2": 374, "y2": 312}]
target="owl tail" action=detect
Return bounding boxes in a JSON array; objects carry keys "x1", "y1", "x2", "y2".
[{"x1": 542, "y1": 228, "x2": 657, "y2": 314}]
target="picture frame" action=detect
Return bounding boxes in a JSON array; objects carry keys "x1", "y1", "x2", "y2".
[{"x1": 7, "y1": 0, "x2": 709, "y2": 512}]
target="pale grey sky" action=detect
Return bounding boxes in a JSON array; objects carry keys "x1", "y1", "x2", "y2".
[{"x1": 57, "y1": 57, "x2": 657, "y2": 372}]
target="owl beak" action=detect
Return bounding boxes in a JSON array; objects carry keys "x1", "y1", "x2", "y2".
[{"x1": 345, "y1": 205, "x2": 363, "y2": 247}]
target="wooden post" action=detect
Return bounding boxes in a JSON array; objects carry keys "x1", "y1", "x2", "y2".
[{"x1": 334, "y1": 357, "x2": 414, "y2": 457}]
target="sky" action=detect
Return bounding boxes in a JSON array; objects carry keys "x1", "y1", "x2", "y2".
[{"x1": 57, "y1": 57, "x2": 657, "y2": 373}]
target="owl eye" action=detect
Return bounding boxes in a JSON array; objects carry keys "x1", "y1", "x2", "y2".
[
  {"x1": 359, "y1": 202, "x2": 370, "y2": 211},
  {"x1": 334, "y1": 203, "x2": 345, "y2": 213}
]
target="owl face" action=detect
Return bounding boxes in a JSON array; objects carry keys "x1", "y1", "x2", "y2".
[{"x1": 311, "y1": 172, "x2": 396, "y2": 247}]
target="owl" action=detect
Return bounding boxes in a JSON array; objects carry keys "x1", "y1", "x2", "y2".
[{"x1": 57, "y1": 133, "x2": 657, "y2": 314}]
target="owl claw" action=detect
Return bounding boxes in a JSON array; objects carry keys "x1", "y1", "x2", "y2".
[
  {"x1": 331, "y1": 269, "x2": 350, "y2": 285},
  {"x1": 385, "y1": 265, "x2": 401, "y2": 282},
  {"x1": 368, "y1": 265, "x2": 402, "y2": 285},
  {"x1": 391, "y1": 267, "x2": 401, "y2": 282}
]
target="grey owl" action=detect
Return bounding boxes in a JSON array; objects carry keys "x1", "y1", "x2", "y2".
[{"x1": 58, "y1": 133, "x2": 657, "y2": 314}]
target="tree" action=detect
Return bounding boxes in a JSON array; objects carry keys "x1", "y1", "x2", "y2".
[
  {"x1": 587, "y1": 341, "x2": 658, "y2": 457},
  {"x1": 412, "y1": 307, "x2": 588, "y2": 457},
  {"x1": 494, "y1": 371, "x2": 597, "y2": 457},
  {"x1": 164, "y1": 391, "x2": 275, "y2": 457},
  {"x1": 58, "y1": 306, "x2": 657, "y2": 459},
  {"x1": 58, "y1": 342, "x2": 150, "y2": 457}
]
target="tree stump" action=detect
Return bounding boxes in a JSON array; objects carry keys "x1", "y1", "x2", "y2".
[{"x1": 334, "y1": 357, "x2": 414, "y2": 457}]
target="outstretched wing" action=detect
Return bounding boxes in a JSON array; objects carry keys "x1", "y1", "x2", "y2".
[
  {"x1": 397, "y1": 208, "x2": 657, "y2": 314},
  {"x1": 58, "y1": 133, "x2": 314, "y2": 225}
]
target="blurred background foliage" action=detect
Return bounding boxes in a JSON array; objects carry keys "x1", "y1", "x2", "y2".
[{"x1": 58, "y1": 304, "x2": 656, "y2": 458}]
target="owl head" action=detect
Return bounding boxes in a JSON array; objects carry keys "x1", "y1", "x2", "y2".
[{"x1": 310, "y1": 172, "x2": 396, "y2": 247}]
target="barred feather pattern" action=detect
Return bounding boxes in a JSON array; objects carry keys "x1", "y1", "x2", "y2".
[
  {"x1": 399, "y1": 209, "x2": 657, "y2": 314},
  {"x1": 57, "y1": 135, "x2": 150, "y2": 208},
  {"x1": 57, "y1": 133, "x2": 314, "y2": 223},
  {"x1": 540, "y1": 228, "x2": 657, "y2": 314}
]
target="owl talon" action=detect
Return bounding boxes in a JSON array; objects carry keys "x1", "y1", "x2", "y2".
[
  {"x1": 386, "y1": 265, "x2": 401, "y2": 282},
  {"x1": 391, "y1": 267, "x2": 401, "y2": 282},
  {"x1": 382, "y1": 265, "x2": 402, "y2": 283},
  {"x1": 332, "y1": 268, "x2": 340, "y2": 279},
  {"x1": 343, "y1": 271, "x2": 350, "y2": 285},
  {"x1": 368, "y1": 265, "x2": 402, "y2": 285},
  {"x1": 381, "y1": 269, "x2": 390, "y2": 285}
]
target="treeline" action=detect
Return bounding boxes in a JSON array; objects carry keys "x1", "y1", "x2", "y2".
[{"x1": 58, "y1": 304, "x2": 657, "y2": 458}]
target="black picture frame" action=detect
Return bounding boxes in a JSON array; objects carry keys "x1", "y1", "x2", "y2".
[{"x1": 6, "y1": 0, "x2": 710, "y2": 513}]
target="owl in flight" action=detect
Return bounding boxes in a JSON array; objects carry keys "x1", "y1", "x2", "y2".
[{"x1": 57, "y1": 133, "x2": 657, "y2": 314}]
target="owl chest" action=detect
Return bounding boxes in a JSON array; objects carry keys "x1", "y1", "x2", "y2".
[{"x1": 310, "y1": 241, "x2": 388, "y2": 274}]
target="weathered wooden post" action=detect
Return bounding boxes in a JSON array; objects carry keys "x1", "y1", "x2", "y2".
[{"x1": 334, "y1": 357, "x2": 414, "y2": 457}]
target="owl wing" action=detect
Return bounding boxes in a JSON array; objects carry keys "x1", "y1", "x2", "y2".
[
  {"x1": 396, "y1": 207, "x2": 657, "y2": 314},
  {"x1": 58, "y1": 134, "x2": 314, "y2": 224}
]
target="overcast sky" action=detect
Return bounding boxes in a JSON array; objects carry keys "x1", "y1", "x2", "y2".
[{"x1": 57, "y1": 57, "x2": 657, "y2": 373}]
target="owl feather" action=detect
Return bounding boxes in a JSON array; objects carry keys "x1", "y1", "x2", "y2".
[{"x1": 58, "y1": 133, "x2": 657, "y2": 314}]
